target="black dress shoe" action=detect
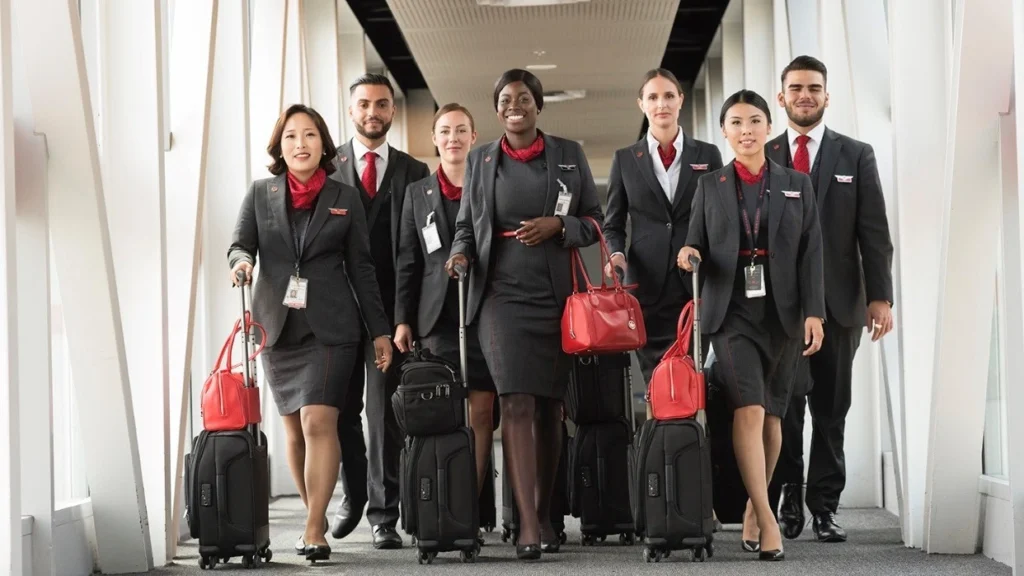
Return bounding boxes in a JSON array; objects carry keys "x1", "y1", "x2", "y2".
[
  {"x1": 758, "y1": 547, "x2": 785, "y2": 561},
  {"x1": 779, "y1": 484, "x2": 806, "y2": 540},
  {"x1": 741, "y1": 540, "x2": 760, "y2": 553},
  {"x1": 540, "y1": 538, "x2": 560, "y2": 553},
  {"x1": 330, "y1": 497, "x2": 365, "y2": 540},
  {"x1": 812, "y1": 512, "x2": 848, "y2": 542},
  {"x1": 372, "y1": 524, "x2": 403, "y2": 549},
  {"x1": 295, "y1": 537, "x2": 306, "y2": 554},
  {"x1": 516, "y1": 544, "x2": 542, "y2": 560},
  {"x1": 304, "y1": 544, "x2": 331, "y2": 561}
]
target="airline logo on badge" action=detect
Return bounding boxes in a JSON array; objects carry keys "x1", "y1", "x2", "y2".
[
  {"x1": 836, "y1": 175, "x2": 853, "y2": 183},
  {"x1": 690, "y1": 164, "x2": 708, "y2": 171},
  {"x1": 329, "y1": 208, "x2": 348, "y2": 216}
]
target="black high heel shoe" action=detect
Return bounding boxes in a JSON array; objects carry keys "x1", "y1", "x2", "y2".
[
  {"x1": 741, "y1": 540, "x2": 760, "y2": 553},
  {"x1": 757, "y1": 538, "x2": 784, "y2": 561},
  {"x1": 303, "y1": 544, "x2": 331, "y2": 562},
  {"x1": 516, "y1": 544, "x2": 542, "y2": 560}
]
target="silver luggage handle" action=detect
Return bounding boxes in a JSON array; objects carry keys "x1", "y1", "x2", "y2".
[
  {"x1": 236, "y1": 269, "x2": 261, "y2": 443},
  {"x1": 455, "y1": 264, "x2": 471, "y2": 424},
  {"x1": 687, "y1": 255, "x2": 707, "y2": 429}
]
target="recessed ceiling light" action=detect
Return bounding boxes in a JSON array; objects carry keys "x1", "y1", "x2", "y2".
[
  {"x1": 476, "y1": 0, "x2": 591, "y2": 6},
  {"x1": 526, "y1": 64, "x2": 558, "y2": 71}
]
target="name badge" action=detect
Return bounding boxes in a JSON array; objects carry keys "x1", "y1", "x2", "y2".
[
  {"x1": 835, "y1": 175, "x2": 853, "y2": 183},
  {"x1": 744, "y1": 264, "x2": 766, "y2": 299},
  {"x1": 554, "y1": 178, "x2": 572, "y2": 217},
  {"x1": 283, "y1": 275, "x2": 309, "y2": 309},
  {"x1": 422, "y1": 211, "x2": 443, "y2": 254}
]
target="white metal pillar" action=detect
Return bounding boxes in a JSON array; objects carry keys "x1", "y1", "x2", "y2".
[
  {"x1": 817, "y1": 0, "x2": 855, "y2": 137},
  {"x1": 771, "y1": 0, "x2": 791, "y2": 135},
  {"x1": 283, "y1": 0, "x2": 305, "y2": 108},
  {"x1": 1009, "y1": 5, "x2": 1024, "y2": 574},
  {"x1": 706, "y1": 57, "x2": 726, "y2": 159},
  {"x1": 888, "y1": 0, "x2": 951, "y2": 548},
  {"x1": 166, "y1": 0, "x2": 218, "y2": 551},
  {"x1": 924, "y1": 0, "x2": 1013, "y2": 553},
  {"x1": 721, "y1": 2, "x2": 744, "y2": 100},
  {"x1": 693, "y1": 86, "x2": 708, "y2": 145},
  {"x1": 13, "y1": 0, "x2": 154, "y2": 570},
  {"x1": 787, "y1": 0, "x2": 820, "y2": 58},
  {"x1": 98, "y1": 0, "x2": 170, "y2": 565},
  {"x1": 303, "y1": 0, "x2": 342, "y2": 143},
  {"x1": 742, "y1": 0, "x2": 776, "y2": 128},
  {"x1": 338, "y1": 0, "x2": 367, "y2": 143},
  {"x1": 248, "y1": 0, "x2": 286, "y2": 182},
  {"x1": 0, "y1": 0, "x2": 21, "y2": 572}
]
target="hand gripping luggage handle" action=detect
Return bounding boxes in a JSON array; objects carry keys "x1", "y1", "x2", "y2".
[
  {"x1": 237, "y1": 270, "x2": 262, "y2": 444},
  {"x1": 455, "y1": 264, "x2": 471, "y2": 424}
]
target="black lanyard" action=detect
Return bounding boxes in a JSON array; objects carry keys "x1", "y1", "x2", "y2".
[{"x1": 735, "y1": 168, "x2": 769, "y2": 267}]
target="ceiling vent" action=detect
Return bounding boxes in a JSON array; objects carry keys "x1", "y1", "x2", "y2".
[
  {"x1": 543, "y1": 89, "x2": 586, "y2": 103},
  {"x1": 476, "y1": 0, "x2": 591, "y2": 7}
]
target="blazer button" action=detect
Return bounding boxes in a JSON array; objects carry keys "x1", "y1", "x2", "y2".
[
  {"x1": 666, "y1": 223, "x2": 673, "y2": 230},
  {"x1": 770, "y1": 251, "x2": 776, "y2": 258}
]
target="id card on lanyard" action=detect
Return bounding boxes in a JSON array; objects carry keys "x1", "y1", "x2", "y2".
[
  {"x1": 284, "y1": 212, "x2": 311, "y2": 309},
  {"x1": 737, "y1": 172, "x2": 768, "y2": 299}
]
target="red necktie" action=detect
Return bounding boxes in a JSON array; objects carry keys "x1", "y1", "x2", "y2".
[
  {"x1": 657, "y1": 145, "x2": 677, "y2": 170},
  {"x1": 361, "y1": 151, "x2": 378, "y2": 198},
  {"x1": 793, "y1": 134, "x2": 811, "y2": 174}
]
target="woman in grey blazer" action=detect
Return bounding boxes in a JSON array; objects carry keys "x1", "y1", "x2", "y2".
[
  {"x1": 394, "y1": 103, "x2": 497, "y2": 544},
  {"x1": 679, "y1": 90, "x2": 825, "y2": 562},
  {"x1": 228, "y1": 104, "x2": 393, "y2": 561},
  {"x1": 446, "y1": 69, "x2": 603, "y2": 560}
]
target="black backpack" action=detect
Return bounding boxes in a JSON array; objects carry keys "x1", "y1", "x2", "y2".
[{"x1": 391, "y1": 345, "x2": 466, "y2": 437}]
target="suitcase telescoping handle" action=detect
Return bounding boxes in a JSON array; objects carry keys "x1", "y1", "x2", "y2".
[
  {"x1": 455, "y1": 263, "x2": 471, "y2": 424},
  {"x1": 688, "y1": 255, "x2": 707, "y2": 428},
  {"x1": 236, "y1": 269, "x2": 261, "y2": 443}
]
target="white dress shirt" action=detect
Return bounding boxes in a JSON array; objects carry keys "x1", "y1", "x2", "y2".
[
  {"x1": 786, "y1": 122, "x2": 826, "y2": 168},
  {"x1": 352, "y1": 138, "x2": 390, "y2": 191},
  {"x1": 647, "y1": 126, "x2": 684, "y2": 203}
]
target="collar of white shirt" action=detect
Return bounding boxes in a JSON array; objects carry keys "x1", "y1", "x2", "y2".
[
  {"x1": 646, "y1": 126, "x2": 684, "y2": 164},
  {"x1": 352, "y1": 138, "x2": 391, "y2": 165},
  {"x1": 786, "y1": 122, "x2": 826, "y2": 150}
]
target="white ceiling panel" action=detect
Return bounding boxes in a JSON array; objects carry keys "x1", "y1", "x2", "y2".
[{"x1": 386, "y1": 0, "x2": 681, "y2": 159}]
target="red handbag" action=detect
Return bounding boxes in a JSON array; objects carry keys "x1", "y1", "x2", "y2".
[
  {"x1": 649, "y1": 301, "x2": 704, "y2": 420},
  {"x1": 561, "y1": 217, "x2": 647, "y2": 354},
  {"x1": 201, "y1": 313, "x2": 266, "y2": 432}
]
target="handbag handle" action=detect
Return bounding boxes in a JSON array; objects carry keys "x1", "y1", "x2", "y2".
[
  {"x1": 658, "y1": 301, "x2": 695, "y2": 363},
  {"x1": 213, "y1": 312, "x2": 267, "y2": 374},
  {"x1": 570, "y1": 216, "x2": 629, "y2": 294}
]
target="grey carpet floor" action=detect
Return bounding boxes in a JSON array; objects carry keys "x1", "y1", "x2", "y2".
[{"x1": 151, "y1": 442, "x2": 1010, "y2": 576}]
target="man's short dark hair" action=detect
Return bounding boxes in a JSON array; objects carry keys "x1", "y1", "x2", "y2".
[
  {"x1": 349, "y1": 73, "x2": 395, "y2": 99},
  {"x1": 780, "y1": 55, "x2": 828, "y2": 87}
]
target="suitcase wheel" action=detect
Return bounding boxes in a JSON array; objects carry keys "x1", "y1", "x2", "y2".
[
  {"x1": 198, "y1": 556, "x2": 215, "y2": 570},
  {"x1": 417, "y1": 551, "x2": 437, "y2": 565},
  {"x1": 460, "y1": 546, "x2": 479, "y2": 563},
  {"x1": 261, "y1": 548, "x2": 273, "y2": 563},
  {"x1": 642, "y1": 546, "x2": 668, "y2": 563},
  {"x1": 691, "y1": 546, "x2": 709, "y2": 562},
  {"x1": 560, "y1": 531, "x2": 567, "y2": 545},
  {"x1": 500, "y1": 528, "x2": 511, "y2": 543},
  {"x1": 241, "y1": 554, "x2": 257, "y2": 569},
  {"x1": 619, "y1": 532, "x2": 636, "y2": 546}
]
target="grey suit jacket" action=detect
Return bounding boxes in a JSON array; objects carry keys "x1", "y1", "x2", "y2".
[
  {"x1": 685, "y1": 160, "x2": 826, "y2": 339},
  {"x1": 603, "y1": 134, "x2": 723, "y2": 305},
  {"x1": 328, "y1": 140, "x2": 431, "y2": 264},
  {"x1": 227, "y1": 175, "x2": 391, "y2": 347},
  {"x1": 450, "y1": 134, "x2": 605, "y2": 323},
  {"x1": 767, "y1": 128, "x2": 893, "y2": 327},
  {"x1": 394, "y1": 173, "x2": 454, "y2": 336}
]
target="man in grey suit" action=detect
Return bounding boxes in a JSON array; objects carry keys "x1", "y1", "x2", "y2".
[
  {"x1": 766, "y1": 56, "x2": 894, "y2": 544},
  {"x1": 328, "y1": 73, "x2": 430, "y2": 549}
]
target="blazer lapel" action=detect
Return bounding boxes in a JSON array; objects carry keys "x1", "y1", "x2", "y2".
[
  {"x1": 267, "y1": 173, "x2": 296, "y2": 260},
  {"x1": 332, "y1": 141, "x2": 359, "y2": 188},
  {"x1": 671, "y1": 135, "x2": 697, "y2": 213},
  {"x1": 716, "y1": 161, "x2": 739, "y2": 225},
  {"x1": 767, "y1": 133, "x2": 790, "y2": 168},
  {"x1": 542, "y1": 134, "x2": 561, "y2": 215},
  {"x1": 768, "y1": 160, "x2": 788, "y2": 249},
  {"x1": 480, "y1": 140, "x2": 501, "y2": 230},
  {"x1": 815, "y1": 128, "x2": 843, "y2": 207},
  {"x1": 303, "y1": 179, "x2": 341, "y2": 250},
  {"x1": 631, "y1": 139, "x2": 670, "y2": 214},
  {"x1": 378, "y1": 145, "x2": 400, "y2": 200},
  {"x1": 366, "y1": 148, "x2": 399, "y2": 232},
  {"x1": 422, "y1": 173, "x2": 451, "y2": 246}
]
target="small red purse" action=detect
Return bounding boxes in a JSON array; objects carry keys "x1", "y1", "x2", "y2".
[
  {"x1": 561, "y1": 217, "x2": 647, "y2": 355},
  {"x1": 201, "y1": 313, "x2": 266, "y2": 432},
  {"x1": 649, "y1": 300, "x2": 704, "y2": 420}
]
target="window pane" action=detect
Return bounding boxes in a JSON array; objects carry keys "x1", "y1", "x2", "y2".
[{"x1": 983, "y1": 278, "x2": 1006, "y2": 477}]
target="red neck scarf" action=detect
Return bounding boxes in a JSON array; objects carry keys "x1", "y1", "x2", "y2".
[
  {"x1": 657, "y1": 144, "x2": 677, "y2": 170},
  {"x1": 734, "y1": 160, "x2": 767, "y2": 185},
  {"x1": 287, "y1": 168, "x2": 327, "y2": 210},
  {"x1": 501, "y1": 132, "x2": 545, "y2": 163},
  {"x1": 436, "y1": 165, "x2": 463, "y2": 202}
]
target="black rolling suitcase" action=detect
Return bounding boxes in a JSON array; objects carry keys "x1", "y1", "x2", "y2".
[
  {"x1": 568, "y1": 355, "x2": 636, "y2": 546},
  {"x1": 184, "y1": 273, "x2": 272, "y2": 570},
  {"x1": 399, "y1": 266, "x2": 480, "y2": 564},
  {"x1": 705, "y1": 353, "x2": 748, "y2": 524},
  {"x1": 499, "y1": 422, "x2": 569, "y2": 545},
  {"x1": 479, "y1": 455, "x2": 497, "y2": 533},
  {"x1": 629, "y1": 256, "x2": 714, "y2": 563}
]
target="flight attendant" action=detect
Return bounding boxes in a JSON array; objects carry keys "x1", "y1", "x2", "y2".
[
  {"x1": 394, "y1": 103, "x2": 497, "y2": 543},
  {"x1": 446, "y1": 69, "x2": 603, "y2": 560},
  {"x1": 604, "y1": 68, "x2": 723, "y2": 380},
  {"x1": 679, "y1": 89, "x2": 825, "y2": 562}
]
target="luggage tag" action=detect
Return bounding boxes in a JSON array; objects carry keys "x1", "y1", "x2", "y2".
[
  {"x1": 554, "y1": 178, "x2": 572, "y2": 217},
  {"x1": 283, "y1": 268, "x2": 309, "y2": 309},
  {"x1": 422, "y1": 211, "x2": 443, "y2": 254},
  {"x1": 744, "y1": 264, "x2": 766, "y2": 298}
]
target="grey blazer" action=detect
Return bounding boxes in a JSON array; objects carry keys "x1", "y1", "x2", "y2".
[
  {"x1": 227, "y1": 175, "x2": 391, "y2": 347},
  {"x1": 603, "y1": 134, "x2": 723, "y2": 305},
  {"x1": 685, "y1": 160, "x2": 826, "y2": 339},
  {"x1": 450, "y1": 134, "x2": 605, "y2": 323},
  {"x1": 394, "y1": 173, "x2": 453, "y2": 336},
  {"x1": 767, "y1": 128, "x2": 894, "y2": 327}
]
